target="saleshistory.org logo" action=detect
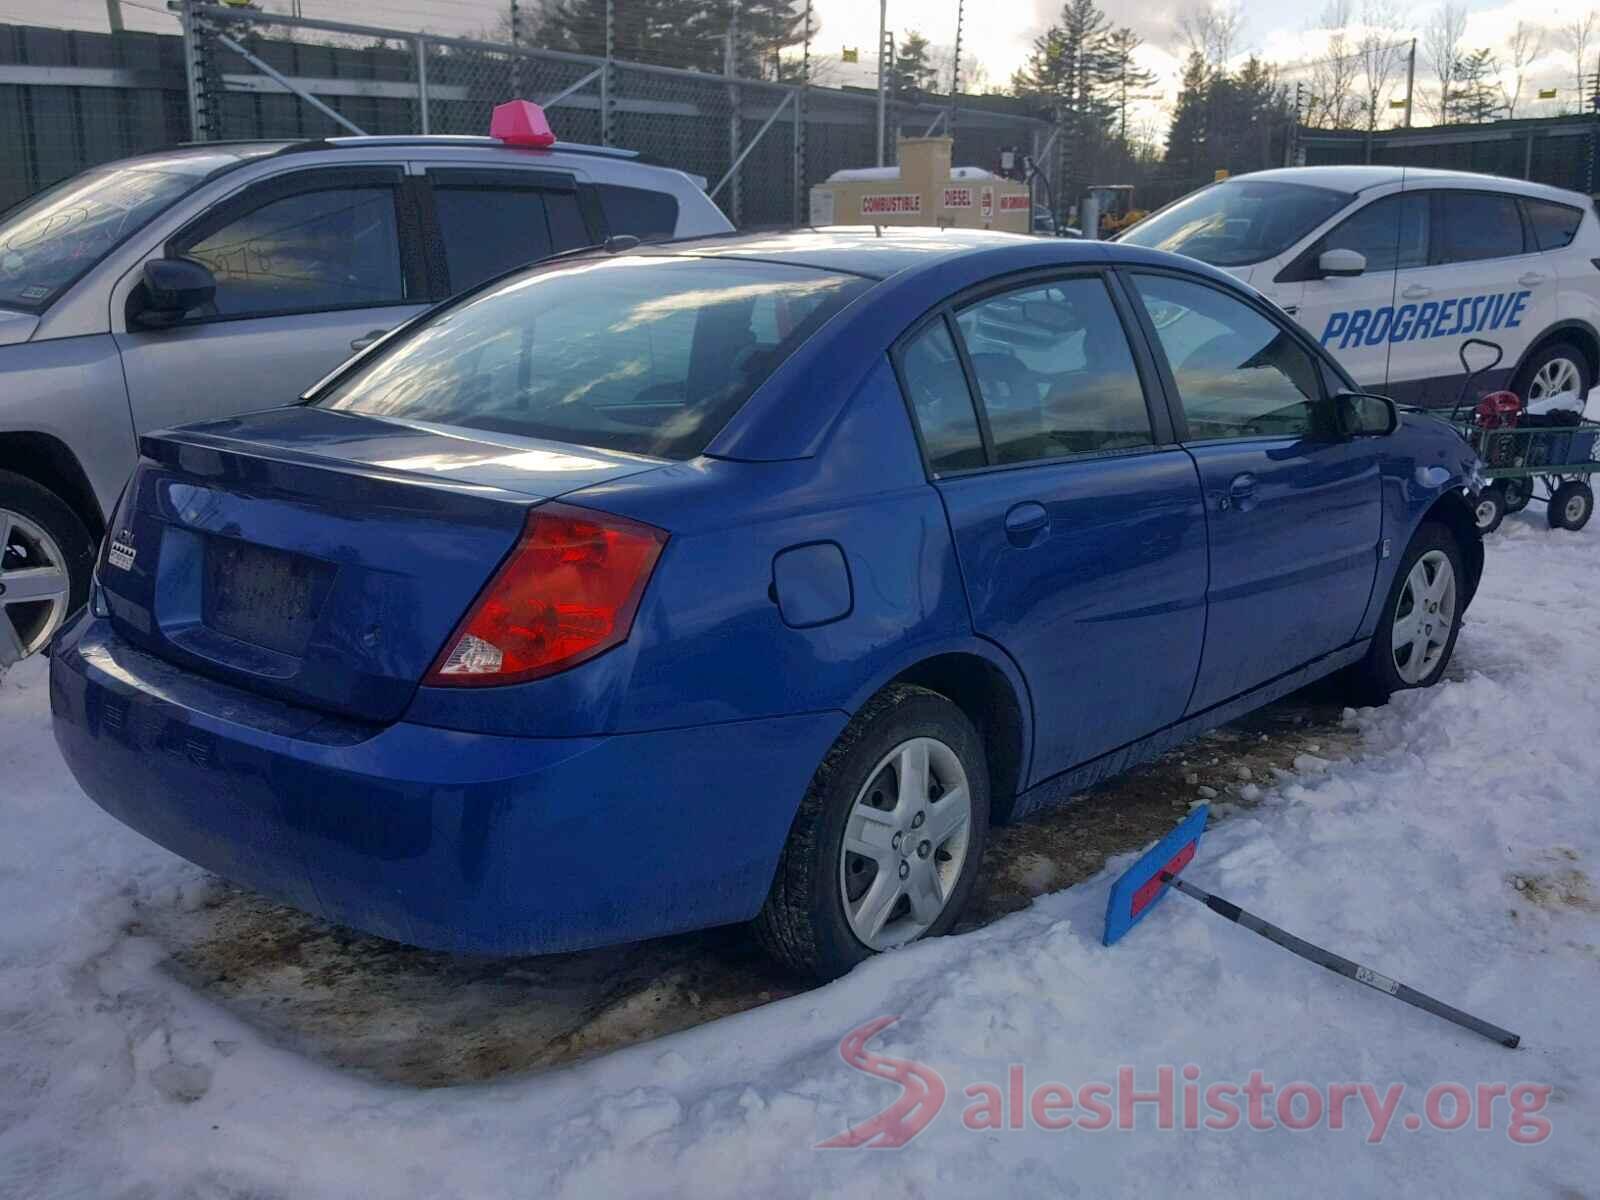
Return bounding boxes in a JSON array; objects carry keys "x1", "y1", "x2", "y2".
[{"x1": 816, "y1": 1018, "x2": 1554, "y2": 1149}]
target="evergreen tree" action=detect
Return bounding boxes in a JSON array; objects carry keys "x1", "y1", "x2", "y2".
[
  {"x1": 1164, "y1": 51, "x2": 1212, "y2": 179},
  {"x1": 890, "y1": 30, "x2": 940, "y2": 100},
  {"x1": 1449, "y1": 49, "x2": 1505, "y2": 123},
  {"x1": 1103, "y1": 27, "x2": 1158, "y2": 145}
]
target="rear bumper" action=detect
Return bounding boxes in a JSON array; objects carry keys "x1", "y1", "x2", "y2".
[{"x1": 49, "y1": 612, "x2": 844, "y2": 955}]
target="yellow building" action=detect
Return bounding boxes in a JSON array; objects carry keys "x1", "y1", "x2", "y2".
[{"x1": 808, "y1": 136, "x2": 1032, "y2": 234}]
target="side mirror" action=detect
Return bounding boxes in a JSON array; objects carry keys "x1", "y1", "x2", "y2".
[
  {"x1": 1317, "y1": 248, "x2": 1367, "y2": 279},
  {"x1": 130, "y1": 257, "x2": 216, "y2": 329},
  {"x1": 1335, "y1": 391, "x2": 1398, "y2": 438}
]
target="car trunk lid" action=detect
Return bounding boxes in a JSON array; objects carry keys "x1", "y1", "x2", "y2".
[{"x1": 98, "y1": 408, "x2": 663, "y2": 722}]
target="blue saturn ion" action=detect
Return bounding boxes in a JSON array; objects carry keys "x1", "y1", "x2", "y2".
[{"x1": 49, "y1": 229, "x2": 1484, "y2": 978}]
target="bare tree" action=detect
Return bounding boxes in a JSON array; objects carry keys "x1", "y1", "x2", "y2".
[
  {"x1": 1502, "y1": 21, "x2": 1547, "y2": 117},
  {"x1": 1309, "y1": 0, "x2": 1362, "y2": 128},
  {"x1": 1179, "y1": 2, "x2": 1246, "y2": 67},
  {"x1": 1421, "y1": 1, "x2": 1467, "y2": 123},
  {"x1": 1357, "y1": 0, "x2": 1407, "y2": 130},
  {"x1": 1559, "y1": 12, "x2": 1597, "y2": 111}
]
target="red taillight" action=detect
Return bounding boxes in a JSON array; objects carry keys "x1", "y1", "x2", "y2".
[{"x1": 425, "y1": 503, "x2": 666, "y2": 687}]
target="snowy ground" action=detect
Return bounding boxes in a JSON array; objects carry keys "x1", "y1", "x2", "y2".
[{"x1": 4, "y1": 511, "x2": 1599, "y2": 1198}]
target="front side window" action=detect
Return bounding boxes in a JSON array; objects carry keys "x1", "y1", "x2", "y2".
[
  {"x1": 1117, "y1": 180, "x2": 1352, "y2": 267},
  {"x1": 898, "y1": 318, "x2": 985, "y2": 473},
  {"x1": 181, "y1": 186, "x2": 406, "y2": 318},
  {"x1": 1523, "y1": 198, "x2": 1584, "y2": 251},
  {"x1": 1133, "y1": 274, "x2": 1324, "y2": 441},
  {"x1": 954, "y1": 277, "x2": 1153, "y2": 463},
  {"x1": 1435, "y1": 192, "x2": 1526, "y2": 264},
  {"x1": 1315, "y1": 193, "x2": 1428, "y2": 273},
  {"x1": 319, "y1": 256, "x2": 868, "y2": 460}
]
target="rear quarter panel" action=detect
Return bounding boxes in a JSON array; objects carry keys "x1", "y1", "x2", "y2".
[{"x1": 400, "y1": 359, "x2": 1013, "y2": 741}]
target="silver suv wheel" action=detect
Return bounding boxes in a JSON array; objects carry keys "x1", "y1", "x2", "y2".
[{"x1": 0, "y1": 510, "x2": 72, "y2": 668}]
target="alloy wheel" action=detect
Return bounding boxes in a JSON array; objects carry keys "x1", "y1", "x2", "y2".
[
  {"x1": 1529, "y1": 357, "x2": 1582, "y2": 403},
  {"x1": 0, "y1": 510, "x2": 72, "y2": 668},
  {"x1": 1391, "y1": 549, "x2": 1456, "y2": 685},
  {"x1": 839, "y1": 736, "x2": 974, "y2": 951}
]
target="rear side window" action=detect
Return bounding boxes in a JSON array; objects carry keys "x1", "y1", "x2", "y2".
[
  {"x1": 181, "y1": 186, "x2": 406, "y2": 317},
  {"x1": 954, "y1": 277, "x2": 1153, "y2": 463},
  {"x1": 899, "y1": 319, "x2": 985, "y2": 473},
  {"x1": 598, "y1": 184, "x2": 680, "y2": 241},
  {"x1": 1523, "y1": 198, "x2": 1584, "y2": 251},
  {"x1": 1317, "y1": 193, "x2": 1428, "y2": 273},
  {"x1": 319, "y1": 257, "x2": 867, "y2": 460},
  {"x1": 1435, "y1": 192, "x2": 1526, "y2": 264},
  {"x1": 430, "y1": 180, "x2": 593, "y2": 293}
]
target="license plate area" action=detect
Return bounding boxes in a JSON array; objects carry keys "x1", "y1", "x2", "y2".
[{"x1": 202, "y1": 538, "x2": 335, "y2": 656}]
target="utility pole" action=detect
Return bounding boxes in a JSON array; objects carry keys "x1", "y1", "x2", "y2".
[
  {"x1": 876, "y1": 0, "x2": 889, "y2": 166},
  {"x1": 1403, "y1": 37, "x2": 1416, "y2": 128},
  {"x1": 105, "y1": 0, "x2": 124, "y2": 33}
]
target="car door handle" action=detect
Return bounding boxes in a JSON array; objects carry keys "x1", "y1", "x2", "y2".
[
  {"x1": 1517, "y1": 272, "x2": 1546, "y2": 287},
  {"x1": 1220, "y1": 474, "x2": 1257, "y2": 512},
  {"x1": 350, "y1": 328, "x2": 389, "y2": 352},
  {"x1": 1003, "y1": 502, "x2": 1050, "y2": 546},
  {"x1": 1400, "y1": 284, "x2": 1432, "y2": 300}
]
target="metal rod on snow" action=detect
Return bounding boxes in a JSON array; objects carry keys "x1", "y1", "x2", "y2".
[{"x1": 1160, "y1": 872, "x2": 1520, "y2": 1049}]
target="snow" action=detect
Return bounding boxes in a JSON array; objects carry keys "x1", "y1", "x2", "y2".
[{"x1": 5, "y1": 513, "x2": 1600, "y2": 1197}]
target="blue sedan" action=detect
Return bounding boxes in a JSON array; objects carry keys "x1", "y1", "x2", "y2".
[{"x1": 49, "y1": 229, "x2": 1484, "y2": 978}]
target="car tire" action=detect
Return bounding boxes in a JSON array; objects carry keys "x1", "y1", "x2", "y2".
[
  {"x1": 1501, "y1": 477, "x2": 1532, "y2": 514},
  {"x1": 1473, "y1": 487, "x2": 1505, "y2": 534},
  {"x1": 1513, "y1": 341, "x2": 1591, "y2": 410},
  {"x1": 753, "y1": 684, "x2": 989, "y2": 980},
  {"x1": 1345, "y1": 521, "x2": 1466, "y2": 706},
  {"x1": 1546, "y1": 480, "x2": 1594, "y2": 531},
  {"x1": 0, "y1": 470, "x2": 94, "y2": 669}
]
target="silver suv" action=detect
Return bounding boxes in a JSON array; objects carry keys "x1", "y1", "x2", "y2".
[{"x1": 0, "y1": 133, "x2": 733, "y2": 667}]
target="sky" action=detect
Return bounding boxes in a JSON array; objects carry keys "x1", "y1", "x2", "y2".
[{"x1": 6, "y1": 0, "x2": 1600, "y2": 136}]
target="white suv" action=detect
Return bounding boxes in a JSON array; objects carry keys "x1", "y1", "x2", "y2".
[{"x1": 1119, "y1": 166, "x2": 1600, "y2": 410}]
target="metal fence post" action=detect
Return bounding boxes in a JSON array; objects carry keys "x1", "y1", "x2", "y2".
[
  {"x1": 601, "y1": 0, "x2": 614, "y2": 146},
  {"x1": 725, "y1": 12, "x2": 743, "y2": 226},
  {"x1": 795, "y1": 0, "x2": 811, "y2": 226},
  {"x1": 180, "y1": 0, "x2": 207, "y2": 141},
  {"x1": 414, "y1": 35, "x2": 430, "y2": 134}
]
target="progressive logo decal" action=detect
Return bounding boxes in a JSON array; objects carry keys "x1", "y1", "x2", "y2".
[{"x1": 1319, "y1": 290, "x2": 1530, "y2": 350}]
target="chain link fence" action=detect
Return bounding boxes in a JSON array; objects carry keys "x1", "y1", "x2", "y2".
[{"x1": 180, "y1": 3, "x2": 1058, "y2": 230}]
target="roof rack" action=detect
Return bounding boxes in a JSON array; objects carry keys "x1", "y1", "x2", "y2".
[{"x1": 272, "y1": 135, "x2": 639, "y2": 161}]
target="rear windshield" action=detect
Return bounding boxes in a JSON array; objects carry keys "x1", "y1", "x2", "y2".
[
  {"x1": 0, "y1": 153, "x2": 235, "y2": 311},
  {"x1": 1118, "y1": 180, "x2": 1353, "y2": 267},
  {"x1": 318, "y1": 256, "x2": 869, "y2": 459}
]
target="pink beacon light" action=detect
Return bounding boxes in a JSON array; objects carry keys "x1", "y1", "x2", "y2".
[{"x1": 490, "y1": 100, "x2": 557, "y2": 148}]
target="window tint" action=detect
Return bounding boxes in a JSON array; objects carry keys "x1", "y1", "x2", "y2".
[
  {"x1": 1134, "y1": 274, "x2": 1324, "y2": 441},
  {"x1": 598, "y1": 184, "x2": 680, "y2": 241},
  {"x1": 320, "y1": 257, "x2": 867, "y2": 460},
  {"x1": 433, "y1": 186, "x2": 555, "y2": 292},
  {"x1": 183, "y1": 186, "x2": 405, "y2": 317},
  {"x1": 1318, "y1": 193, "x2": 1428, "y2": 272},
  {"x1": 953, "y1": 277, "x2": 1152, "y2": 463},
  {"x1": 1524, "y1": 198, "x2": 1584, "y2": 251},
  {"x1": 1435, "y1": 192, "x2": 1526, "y2": 264},
  {"x1": 899, "y1": 319, "x2": 985, "y2": 473}
]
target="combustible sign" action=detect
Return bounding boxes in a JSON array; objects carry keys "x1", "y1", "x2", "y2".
[
  {"x1": 861, "y1": 193, "x2": 922, "y2": 216},
  {"x1": 999, "y1": 194, "x2": 1030, "y2": 212}
]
